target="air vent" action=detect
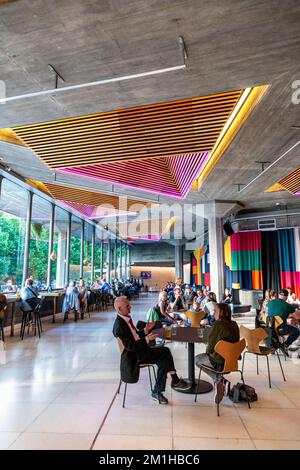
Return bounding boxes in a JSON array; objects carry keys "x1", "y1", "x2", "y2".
[{"x1": 258, "y1": 218, "x2": 276, "y2": 230}]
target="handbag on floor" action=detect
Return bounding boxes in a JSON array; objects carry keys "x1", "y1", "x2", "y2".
[{"x1": 229, "y1": 382, "x2": 258, "y2": 403}]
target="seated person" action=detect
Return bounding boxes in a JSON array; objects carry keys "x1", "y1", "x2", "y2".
[
  {"x1": 0, "y1": 293, "x2": 7, "y2": 321},
  {"x1": 183, "y1": 285, "x2": 197, "y2": 307},
  {"x1": 257, "y1": 289, "x2": 277, "y2": 326},
  {"x1": 221, "y1": 288, "x2": 232, "y2": 304},
  {"x1": 113, "y1": 296, "x2": 190, "y2": 404},
  {"x1": 195, "y1": 288, "x2": 205, "y2": 305},
  {"x1": 62, "y1": 281, "x2": 80, "y2": 320},
  {"x1": 195, "y1": 303, "x2": 239, "y2": 404},
  {"x1": 169, "y1": 287, "x2": 185, "y2": 312},
  {"x1": 147, "y1": 291, "x2": 177, "y2": 328},
  {"x1": 189, "y1": 298, "x2": 202, "y2": 313},
  {"x1": 286, "y1": 287, "x2": 298, "y2": 305},
  {"x1": 21, "y1": 278, "x2": 40, "y2": 312},
  {"x1": 203, "y1": 292, "x2": 217, "y2": 325},
  {"x1": 267, "y1": 288, "x2": 300, "y2": 353}
]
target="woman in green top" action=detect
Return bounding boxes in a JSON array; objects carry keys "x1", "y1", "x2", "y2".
[{"x1": 195, "y1": 303, "x2": 239, "y2": 403}]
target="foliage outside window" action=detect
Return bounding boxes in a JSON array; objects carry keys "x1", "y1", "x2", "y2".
[
  {"x1": 52, "y1": 207, "x2": 69, "y2": 288},
  {"x1": 0, "y1": 179, "x2": 28, "y2": 289},
  {"x1": 28, "y1": 195, "x2": 51, "y2": 287},
  {"x1": 83, "y1": 222, "x2": 93, "y2": 282},
  {"x1": 70, "y1": 215, "x2": 81, "y2": 282}
]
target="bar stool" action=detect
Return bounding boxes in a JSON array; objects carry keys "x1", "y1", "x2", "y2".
[{"x1": 20, "y1": 297, "x2": 44, "y2": 340}]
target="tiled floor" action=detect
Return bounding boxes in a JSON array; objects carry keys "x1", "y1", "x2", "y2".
[{"x1": 1, "y1": 294, "x2": 300, "y2": 450}]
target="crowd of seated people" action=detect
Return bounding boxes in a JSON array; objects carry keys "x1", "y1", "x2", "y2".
[
  {"x1": 145, "y1": 283, "x2": 233, "y2": 328},
  {"x1": 256, "y1": 287, "x2": 300, "y2": 354}
]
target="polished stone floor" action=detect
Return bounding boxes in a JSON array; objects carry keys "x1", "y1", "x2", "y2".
[{"x1": 1, "y1": 293, "x2": 300, "y2": 450}]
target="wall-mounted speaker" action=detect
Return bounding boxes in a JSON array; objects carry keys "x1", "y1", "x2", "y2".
[{"x1": 223, "y1": 221, "x2": 234, "y2": 236}]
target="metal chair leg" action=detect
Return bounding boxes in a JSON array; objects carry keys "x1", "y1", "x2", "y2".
[
  {"x1": 147, "y1": 366, "x2": 153, "y2": 392},
  {"x1": 194, "y1": 367, "x2": 202, "y2": 402},
  {"x1": 122, "y1": 382, "x2": 127, "y2": 408},
  {"x1": 27, "y1": 312, "x2": 31, "y2": 335},
  {"x1": 20, "y1": 313, "x2": 25, "y2": 339},
  {"x1": 117, "y1": 379, "x2": 122, "y2": 394},
  {"x1": 276, "y1": 351, "x2": 286, "y2": 382},
  {"x1": 38, "y1": 314, "x2": 43, "y2": 332},
  {"x1": 266, "y1": 355, "x2": 271, "y2": 388},
  {"x1": 241, "y1": 351, "x2": 246, "y2": 375},
  {"x1": 36, "y1": 314, "x2": 41, "y2": 338},
  {"x1": 240, "y1": 371, "x2": 251, "y2": 409},
  {"x1": 256, "y1": 355, "x2": 259, "y2": 375}
]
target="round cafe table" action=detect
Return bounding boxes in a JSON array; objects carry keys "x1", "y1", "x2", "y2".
[{"x1": 155, "y1": 325, "x2": 213, "y2": 394}]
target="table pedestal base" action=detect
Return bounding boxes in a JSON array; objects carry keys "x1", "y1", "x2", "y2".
[{"x1": 174, "y1": 379, "x2": 213, "y2": 394}]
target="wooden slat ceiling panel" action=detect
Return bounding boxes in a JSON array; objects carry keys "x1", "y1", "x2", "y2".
[
  {"x1": 278, "y1": 168, "x2": 300, "y2": 195},
  {"x1": 12, "y1": 91, "x2": 242, "y2": 169},
  {"x1": 42, "y1": 182, "x2": 149, "y2": 209}
]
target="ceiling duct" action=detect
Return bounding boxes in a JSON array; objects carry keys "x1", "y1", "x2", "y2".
[{"x1": 258, "y1": 218, "x2": 276, "y2": 230}]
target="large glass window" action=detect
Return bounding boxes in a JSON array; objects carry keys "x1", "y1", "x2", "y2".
[
  {"x1": 83, "y1": 222, "x2": 93, "y2": 282},
  {"x1": 0, "y1": 178, "x2": 28, "y2": 291},
  {"x1": 52, "y1": 207, "x2": 69, "y2": 288},
  {"x1": 28, "y1": 195, "x2": 51, "y2": 288},
  {"x1": 70, "y1": 215, "x2": 81, "y2": 282}
]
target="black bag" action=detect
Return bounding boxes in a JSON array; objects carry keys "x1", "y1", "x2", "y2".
[{"x1": 229, "y1": 382, "x2": 258, "y2": 403}]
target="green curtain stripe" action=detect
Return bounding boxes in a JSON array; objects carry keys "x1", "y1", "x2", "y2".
[{"x1": 231, "y1": 249, "x2": 262, "y2": 271}]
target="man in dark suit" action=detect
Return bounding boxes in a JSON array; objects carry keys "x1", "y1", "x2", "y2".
[{"x1": 113, "y1": 296, "x2": 189, "y2": 404}]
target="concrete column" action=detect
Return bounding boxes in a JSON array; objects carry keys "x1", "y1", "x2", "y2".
[
  {"x1": 22, "y1": 191, "x2": 33, "y2": 285},
  {"x1": 206, "y1": 202, "x2": 225, "y2": 303},
  {"x1": 175, "y1": 244, "x2": 184, "y2": 281}
]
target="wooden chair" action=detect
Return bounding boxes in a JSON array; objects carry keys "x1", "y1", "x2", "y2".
[
  {"x1": 116, "y1": 338, "x2": 158, "y2": 408},
  {"x1": 195, "y1": 338, "x2": 249, "y2": 416},
  {"x1": 266, "y1": 315, "x2": 288, "y2": 361},
  {"x1": 185, "y1": 310, "x2": 206, "y2": 327},
  {"x1": 240, "y1": 325, "x2": 286, "y2": 388}
]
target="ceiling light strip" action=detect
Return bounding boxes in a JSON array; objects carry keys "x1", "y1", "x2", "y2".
[
  {"x1": 239, "y1": 141, "x2": 300, "y2": 193},
  {"x1": 0, "y1": 65, "x2": 186, "y2": 104}
]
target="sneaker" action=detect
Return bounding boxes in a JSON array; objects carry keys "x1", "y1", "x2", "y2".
[
  {"x1": 214, "y1": 380, "x2": 224, "y2": 404},
  {"x1": 223, "y1": 378, "x2": 231, "y2": 397},
  {"x1": 151, "y1": 391, "x2": 168, "y2": 404},
  {"x1": 171, "y1": 379, "x2": 191, "y2": 391},
  {"x1": 281, "y1": 344, "x2": 290, "y2": 357}
]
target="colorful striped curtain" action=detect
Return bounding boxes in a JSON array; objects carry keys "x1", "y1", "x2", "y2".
[
  {"x1": 225, "y1": 231, "x2": 263, "y2": 290},
  {"x1": 277, "y1": 228, "x2": 300, "y2": 298}
]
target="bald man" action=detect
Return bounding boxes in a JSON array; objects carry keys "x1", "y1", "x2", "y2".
[{"x1": 113, "y1": 296, "x2": 189, "y2": 404}]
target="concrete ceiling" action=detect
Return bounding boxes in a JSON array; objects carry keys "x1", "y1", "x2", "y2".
[{"x1": 0, "y1": 0, "x2": 300, "y2": 213}]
